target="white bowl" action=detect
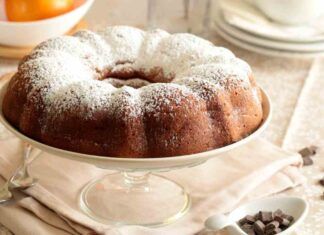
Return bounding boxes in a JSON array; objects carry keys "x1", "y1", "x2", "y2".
[{"x1": 0, "y1": 0, "x2": 94, "y2": 47}]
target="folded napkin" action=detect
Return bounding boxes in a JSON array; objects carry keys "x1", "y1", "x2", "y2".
[
  {"x1": 0, "y1": 136, "x2": 306, "y2": 235},
  {"x1": 216, "y1": 0, "x2": 324, "y2": 41}
]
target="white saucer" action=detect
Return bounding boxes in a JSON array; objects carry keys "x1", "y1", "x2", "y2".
[
  {"x1": 214, "y1": 23, "x2": 324, "y2": 58},
  {"x1": 216, "y1": 13, "x2": 324, "y2": 52},
  {"x1": 217, "y1": 0, "x2": 324, "y2": 43}
]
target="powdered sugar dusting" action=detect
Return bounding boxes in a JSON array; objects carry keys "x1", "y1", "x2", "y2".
[
  {"x1": 99, "y1": 26, "x2": 145, "y2": 65},
  {"x1": 175, "y1": 58, "x2": 251, "y2": 90},
  {"x1": 174, "y1": 76, "x2": 220, "y2": 100},
  {"x1": 107, "y1": 86, "x2": 142, "y2": 119},
  {"x1": 73, "y1": 30, "x2": 114, "y2": 69},
  {"x1": 140, "y1": 83, "x2": 194, "y2": 114},
  {"x1": 134, "y1": 29, "x2": 170, "y2": 75},
  {"x1": 46, "y1": 80, "x2": 116, "y2": 119},
  {"x1": 34, "y1": 36, "x2": 105, "y2": 70},
  {"x1": 148, "y1": 33, "x2": 235, "y2": 77},
  {"x1": 20, "y1": 54, "x2": 93, "y2": 94},
  {"x1": 17, "y1": 25, "x2": 252, "y2": 120}
]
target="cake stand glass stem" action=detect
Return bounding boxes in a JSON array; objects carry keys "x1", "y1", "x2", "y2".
[{"x1": 123, "y1": 171, "x2": 150, "y2": 191}]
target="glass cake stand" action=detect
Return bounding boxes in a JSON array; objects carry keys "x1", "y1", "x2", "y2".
[{"x1": 0, "y1": 82, "x2": 271, "y2": 227}]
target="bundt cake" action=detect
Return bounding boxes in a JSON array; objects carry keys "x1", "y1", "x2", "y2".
[{"x1": 2, "y1": 26, "x2": 263, "y2": 158}]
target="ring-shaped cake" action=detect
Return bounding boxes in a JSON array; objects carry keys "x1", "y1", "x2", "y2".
[{"x1": 2, "y1": 26, "x2": 263, "y2": 158}]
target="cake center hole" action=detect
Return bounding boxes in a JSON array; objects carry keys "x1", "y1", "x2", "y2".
[
  {"x1": 103, "y1": 77, "x2": 151, "y2": 88},
  {"x1": 100, "y1": 64, "x2": 168, "y2": 88}
]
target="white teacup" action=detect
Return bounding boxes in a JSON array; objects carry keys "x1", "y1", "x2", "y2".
[{"x1": 251, "y1": 0, "x2": 324, "y2": 25}]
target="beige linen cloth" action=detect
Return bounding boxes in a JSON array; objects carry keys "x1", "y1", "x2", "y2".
[{"x1": 0, "y1": 136, "x2": 305, "y2": 235}]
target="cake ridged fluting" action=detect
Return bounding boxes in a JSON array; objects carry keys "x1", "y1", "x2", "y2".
[{"x1": 2, "y1": 26, "x2": 263, "y2": 158}]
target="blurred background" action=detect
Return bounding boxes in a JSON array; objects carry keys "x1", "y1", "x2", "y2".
[{"x1": 2, "y1": 0, "x2": 324, "y2": 57}]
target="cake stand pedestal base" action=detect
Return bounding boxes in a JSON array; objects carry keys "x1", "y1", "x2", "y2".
[{"x1": 79, "y1": 172, "x2": 191, "y2": 227}]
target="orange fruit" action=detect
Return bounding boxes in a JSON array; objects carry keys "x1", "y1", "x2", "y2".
[{"x1": 6, "y1": 0, "x2": 74, "y2": 22}]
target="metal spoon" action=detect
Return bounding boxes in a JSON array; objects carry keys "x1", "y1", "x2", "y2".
[
  {"x1": 0, "y1": 144, "x2": 40, "y2": 203},
  {"x1": 10, "y1": 144, "x2": 38, "y2": 189},
  {"x1": 0, "y1": 181, "x2": 12, "y2": 203}
]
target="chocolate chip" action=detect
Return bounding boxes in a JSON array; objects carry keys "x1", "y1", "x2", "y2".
[
  {"x1": 282, "y1": 214, "x2": 294, "y2": 222},
  {"x1": 239, "y1": 217, "x2": 247, "y2": 225},
  {"x1": 309, "y1": 145, "x2": 318, "y2": 155},
  {"x1": 265, "y1": 228, "x2": 282, "y2": 235},
  {"x1": 265, "y1": 221, "x2": 279, "y2": 231},
  {"x1": 242, "y1": 223, "x2": 253, "y2": 229},
  {"x1": 273, "y1": 209, "x2": 283, "y2": 217},
  {"x1": 237, "y1": 209, "x2": 294, "y2": 235},
  {"x1": 274, "y1": 215, "x2": 283, "y2": 224},
  {"x1": 254, "y1": 212, "x2": 260, "y2": 220},
  {"x1": 239, "y1": 215, "x2": 256, "y2": 225},
  {"x1": 298, "y1": 148, "x2": 311, "y2": 157},
  {"x1": 319, "y1": 177, "x2": 324, "y2": 187},
  {"x1": 281, "y1": 218, "x2": 291, "y2": 227},
  {"x1": 247, "y1": 230, "x2": 256, "y2": 235},
  {"x1": 258, "y1": 211, "x2": 273, "y2": 223},
  {"x1": 246, "y1": 215, "x2": 256, "y2": 224},
  {"x1": 299, "y1": 146, "x2": 317, "y2": 158},
  {"x1": 242, "y1": 223, "x2": 255, "y2": 234},
  {"x1": 253, "y1": 220, "x2": 265, "y2": 235},
  {"x1": 302, "y1": 156, "x2": 313, "y2": 166}
]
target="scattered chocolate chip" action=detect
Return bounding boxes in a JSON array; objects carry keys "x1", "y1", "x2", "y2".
[
  {"x1": 299, "y1": 146, "x2": 318, "y2": 158},
  {"x1": 254, "y1": 220, "x2": 265, "y2": 235},
  {"x1": 319, "y1": 177, "x2": 324, "y2": 187},
  {"x1": 265, "y1": 221, "x2": 279, "y2": 231},
  {"x1": 302, "y1": 156, "x2": 313, "y2": 166},
  {"x1": 309, "y1": 145, "x2": 318, "y2": 154},
  {"x1": 298, "y1": 148, "x2": 311, "y2": 157},
  {"x1": 258, "y1": 211, "x2": 273, "y2": 223}
]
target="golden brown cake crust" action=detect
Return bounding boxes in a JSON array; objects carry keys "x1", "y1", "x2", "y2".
[{"x1": 2, "y1": 26, "x2": 263, "y2": 158}]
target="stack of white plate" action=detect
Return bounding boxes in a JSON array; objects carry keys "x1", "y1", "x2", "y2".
[{"x1": 213, "y1": 7, "x2": 324, "y2": 57}]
